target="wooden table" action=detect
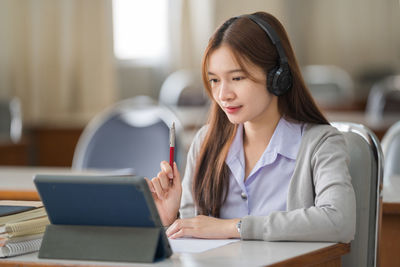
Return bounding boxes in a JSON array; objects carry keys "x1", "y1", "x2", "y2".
[
  {"x1": 380, "y1": 175, "x2": 400, "y2": 267},
  {"x1": 0, "y1": 139, "x2": 29, "y2": 165}
]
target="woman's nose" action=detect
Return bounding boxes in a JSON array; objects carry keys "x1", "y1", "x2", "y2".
[{"x1": 218, "y1": 81, "x2": 235, "y2": 101}]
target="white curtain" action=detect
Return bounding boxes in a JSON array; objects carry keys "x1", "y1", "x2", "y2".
[
  {"x1": 166, "y1": 0, "x2": 215, "y2": 72},
  {"x1": 0, "y1": 0, "x2": 116, "y2": 125}
]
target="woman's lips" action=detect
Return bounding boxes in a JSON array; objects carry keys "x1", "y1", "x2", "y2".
[{"x1": 224, "y1": 106, "x2": 242, "y2": 114}]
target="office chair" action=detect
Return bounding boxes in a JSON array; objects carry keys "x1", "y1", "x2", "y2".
[
  {"x1": 0, "y1": 97, "x2": 22, "y2": 143},
  {"x1": 331, "y1": 122, "x2": 383, "y2": 267},
  {"x1": 159, "y1": 69, "x2": 209, "y2": 107},
  {"x1": 366, "y1": 75, "x2": 400, "y2": 122},
  {"x1": 302, "y1": 65, "x2": 354, "y2": 109},
  {"x1": 381, "y1": 120, "x2": 400, "y2": 181},
  {"x1": 72, "y1": 96, "x2": 183, "y2": 179}
]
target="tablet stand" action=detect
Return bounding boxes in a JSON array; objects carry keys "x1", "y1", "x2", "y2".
[{"x1": 39, "y1": 224, "x2": 172, "y2": 263}]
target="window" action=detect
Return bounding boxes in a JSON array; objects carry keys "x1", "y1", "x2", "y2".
[{"x1": 112, "y1": 0, "x2": 168, "y2": 61}]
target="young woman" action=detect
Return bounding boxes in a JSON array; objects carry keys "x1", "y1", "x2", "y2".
[{"x1": 146, "y1": 11, "x2": 356, "y2": 242}]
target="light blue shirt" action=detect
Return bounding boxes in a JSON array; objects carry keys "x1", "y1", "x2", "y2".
[{"x1": 220, "y1": 118, "x2": 304, "y2": 219}]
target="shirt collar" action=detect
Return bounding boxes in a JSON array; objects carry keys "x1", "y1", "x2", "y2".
[
  {"x1": 226, "y1": 117, "x2": 303, "y2": 166},
  {"x1": 269, "y1": 117, "x2": 303, "y2": 161},
  {"x1": 226, "y1": 124, "x2": 244, "y2": 165}
]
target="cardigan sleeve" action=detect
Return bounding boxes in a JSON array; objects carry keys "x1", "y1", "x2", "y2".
[
  {"x1": 240, "y1": 128, "x2": 356, "y2": 243},
  {"x1": 179, "y1": 126, "x2": 208, "y2": 218}
]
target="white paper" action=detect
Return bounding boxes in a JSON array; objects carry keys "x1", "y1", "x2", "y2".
[{"x1": 168, "y1": 238, "x2": 239, "y2": 253}]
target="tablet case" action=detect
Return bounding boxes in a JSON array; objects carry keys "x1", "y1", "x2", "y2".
[
  {"x1": 34, "y1": 174, "x2": 172, "y2": 263},
  {"x1": 39, "y1": 225, "x2": 170, "y2": 262}
]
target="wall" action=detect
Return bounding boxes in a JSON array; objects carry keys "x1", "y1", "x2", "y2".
[{"x1": 210, "y1": 0, "x2": 400, "y2": 101}]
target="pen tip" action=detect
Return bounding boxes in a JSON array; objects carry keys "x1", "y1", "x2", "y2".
[{"x1": 172, "y1": 122, "x2": 175, "y2": 128}]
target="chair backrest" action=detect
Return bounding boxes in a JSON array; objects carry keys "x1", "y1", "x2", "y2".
[
  {"x1": 381, "y1": 120, "x2": 400, "y2": 181},
  {"x1": 331, "y1": 122, "x2": 383, "y2": 267},
  {"x1": 366, "y1": 75, "x2": 400, "y2": 121},
  {"x1": 0, "y1": 97, "x2": 22, "y2": 143},
  {"x1": 302, "y1": 65, "x2": 354, "y2": 108},
  {"x1": 72, "y1": 96, "x2": 183, "y2": 179},
  {"x1": 159, "y1": 69, "x2": 208, "y2": 107}
]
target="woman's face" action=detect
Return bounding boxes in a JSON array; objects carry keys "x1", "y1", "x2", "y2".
[{"x1": 208, "y1": 45, "x2": 278, "y2": 125}]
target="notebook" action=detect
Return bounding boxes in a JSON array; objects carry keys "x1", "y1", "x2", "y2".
[
  {"x1": 0, "y1": 206, "x2": 35, "y2": 217},
  {"x1": 0, "y1": 238, "x2": 42, "y2": 257},
  {"x1": 0, "y1": 216, "x2": 50, "y2": 237},
  {"x1": 0, "y1": 201, "x2": 46, "y2": 225},
  {"x1": 0, "y1": 233, "x2": 44, "y2": 247}
]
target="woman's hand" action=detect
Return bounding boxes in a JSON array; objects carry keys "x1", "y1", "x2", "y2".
[
  {"x1": 166, "y1": 215, "x2": 241, "y2": 239},
  {"x1": 145, "y1": 161, "x2": 182, "y2": 226}
]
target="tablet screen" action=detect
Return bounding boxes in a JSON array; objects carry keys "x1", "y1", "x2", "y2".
[{"x1": 34, "y1": 175, "x2": 162, "y2": 228}]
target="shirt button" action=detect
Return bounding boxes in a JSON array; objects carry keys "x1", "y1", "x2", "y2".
[{"x1": 241, "y1": 192, "x2": 247, "y2": 200}]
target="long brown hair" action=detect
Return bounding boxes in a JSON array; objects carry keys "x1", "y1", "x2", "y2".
[{"x1": 193, "y1": 12, "x2": 329, "y2": 217}]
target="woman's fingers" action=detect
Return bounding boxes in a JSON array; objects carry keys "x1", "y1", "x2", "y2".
[
  {"x1": 166, "y1": 218, "x2": 194, "y2": 238},
  {"x1": 165, "y1": 219, "x2": 179, "y2": 236},
  {"x1": 166, "y1": 216, "x2": 235, "y2": 239},
  {"x1": 157, "y1": 171, "x2": 170, "y2": 190},
  {"x1": 147, "y1": 166, "x2": 181, "y2": 201},
  {"x1": 160, "y1": 160, "x2": 182, "y2": 187},
  {"x1": 147, "y1": 161, "x2": 182, "y2": 204},
  {"x1": 169, "y1": 228, "x2": 188, "y2": 239},
  {"x1": 160, "y1": 161, "x2": 173, "y2": 179},
  {"x1": 151, "y1": 177, "x2": 165, "y2": 200},
  {"x1": 144, "y1": 177, "x2": 155, "y2": 193},
  {"x1": 166, "y1": 219, "x2": 183, "y2": 237},
  {"x1": 145, "y1": 177, "x2": 163, "y2": 203}
]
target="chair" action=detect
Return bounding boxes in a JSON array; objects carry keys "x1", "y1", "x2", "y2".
[
  {"x1": 331, "y1": 122, "x2": 383, "y2": 267},
  {"x1": 72, "y1": 96, "x2": 183, "y2": 179},
  {"x1": 0, "y1": 97, "x2": 22, "y2": 143},
  {"x1": 159, "y1": 69, "x2": 209, "y2": 106},
  {"x1": 381, "y1": 120, "x2": 400, "y2": 181},
  {"x1": 302, "y1": 65, "x2": 354, "y2": 108},
  {"x1": 366, "y1": 75, "x2": 400, "y2": 122}
]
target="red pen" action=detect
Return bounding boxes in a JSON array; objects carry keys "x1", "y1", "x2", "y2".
[{"x1": 169, "y1": 122, "x2": 175, "y2": 185}]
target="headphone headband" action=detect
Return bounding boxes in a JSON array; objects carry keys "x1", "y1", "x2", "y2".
[
  {"x1": 244, "y1": 14, "x2": 289, "y2": 65},
  {"x1": 234, "y1": 13, "x2": 293, "y2": 96}
]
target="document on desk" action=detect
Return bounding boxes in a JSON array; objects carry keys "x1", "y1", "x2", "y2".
[{"x1": 169, "y1": 238, "x2": 239, "y2": 253}]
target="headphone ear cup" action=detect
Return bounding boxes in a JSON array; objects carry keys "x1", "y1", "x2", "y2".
[
  {"x1": 275, "y1": 65, "x2": 293, "y2": 96},
  {"x1": 267, "y1": 66, "x2": 280, "y2": 95},
  {"x1": 267, "y1": 65, "x2": 293, "y2": 96}
]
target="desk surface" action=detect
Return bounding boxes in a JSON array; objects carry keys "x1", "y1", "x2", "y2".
[
  {"x1": 0, "y1": 167, "x2": 106, "y2": 200},
  {"x1": 0, "y1": 167, "x2": 350, "y2": 266},
  {"x1": 1, "y1": 241, "x2": 349, "y2": 267}
]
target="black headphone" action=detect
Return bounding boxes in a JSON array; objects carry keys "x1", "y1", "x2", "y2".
[{"x1": 239, "y1": 14, "x2": 293, "y2": 96}]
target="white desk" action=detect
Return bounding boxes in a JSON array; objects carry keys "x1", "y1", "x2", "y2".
[
  {"x1": 2, "y1": 241, "x2": 349, "y2": 267},
  {"x1": 0, "y1": 167, "x2": 350, "y2": 266}
]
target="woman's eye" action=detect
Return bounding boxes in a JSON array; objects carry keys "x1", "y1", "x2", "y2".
[
  {"x1": 233, "y1": 76, "x2": 245, "y2": 81},
  {"x1": 209, "y1": 78, "x2": 219, "y2": 84}
]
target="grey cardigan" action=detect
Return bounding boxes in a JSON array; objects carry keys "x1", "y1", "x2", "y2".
[{"x1": 179, "y1": 123, "x2": 356, "y2": 243}]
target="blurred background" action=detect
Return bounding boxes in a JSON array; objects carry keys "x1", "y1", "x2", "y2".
[{"x1": 0, "y1": 0, "x2": 399, "y2": 167}]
